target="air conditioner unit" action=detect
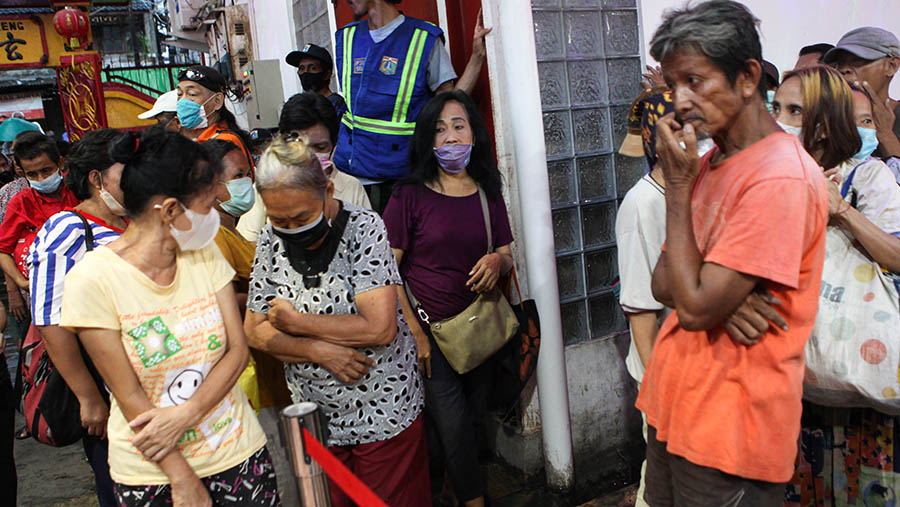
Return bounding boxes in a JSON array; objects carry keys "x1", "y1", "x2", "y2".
[{"x1": 168, "y1": 0, "x2": 202, "y2": 32}]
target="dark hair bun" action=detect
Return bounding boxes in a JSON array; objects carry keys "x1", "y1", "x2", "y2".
[
  {"x1": 118, "y1": 126, "x2": 222, "y2": 215},
  {"x1": 108, "y1": 131, "x2": 140, "y2": 165}
]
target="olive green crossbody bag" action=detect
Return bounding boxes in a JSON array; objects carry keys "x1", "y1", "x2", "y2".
[{"x1": 404, "y1": 188, "x2": 518, "y2": 374}]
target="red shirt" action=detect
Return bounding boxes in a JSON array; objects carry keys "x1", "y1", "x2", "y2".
[
  {"x1": 636, "y1": 133, "x2": 828, "y2": 482},
  {"x1": 0, "y1": 186, "x2": 81, "y2": 254}
]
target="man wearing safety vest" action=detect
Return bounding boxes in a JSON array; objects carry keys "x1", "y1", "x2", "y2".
[{"x1": 335, "y1": 0, "x2": 490, "y2": 213}]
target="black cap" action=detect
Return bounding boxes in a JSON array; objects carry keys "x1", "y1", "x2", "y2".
[
  {"x1": 177, "y1": 65, "x2": 226, "y2": 93},
  {"x1": 286, "y1": 43, "x2": 333, "y2": 72},
  {"x1": 762, "y1": 60, "x2": 779, "y2": 88}
]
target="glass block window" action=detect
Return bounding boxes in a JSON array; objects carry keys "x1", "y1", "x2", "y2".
[
  {"x1": 533, "y1": 0, "x2": 643, "y2": 345},
  {"x1": 292, "y1": 0, "x2": 332, "y2": 57}
]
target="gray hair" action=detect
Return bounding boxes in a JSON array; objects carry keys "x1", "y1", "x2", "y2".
[
  {"x1": 255, "y1": 136, "x2": 328, "y2": 196},
  {"x1": 650, "y1": 0, "x2": 765, "y2": 96}
]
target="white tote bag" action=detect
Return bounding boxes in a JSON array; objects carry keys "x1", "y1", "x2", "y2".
[{"x1": 804, "y1": 174, "x2": 900, "y2": 413}]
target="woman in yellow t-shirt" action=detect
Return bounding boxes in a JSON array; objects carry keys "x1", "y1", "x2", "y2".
[{"x1": 60, "y1": 127, "x2": 278, "y2": 507}]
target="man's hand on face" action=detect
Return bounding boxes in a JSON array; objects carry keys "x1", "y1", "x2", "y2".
[{"x1": 656, "y1": 112, "x2": 702, "y2": 189}]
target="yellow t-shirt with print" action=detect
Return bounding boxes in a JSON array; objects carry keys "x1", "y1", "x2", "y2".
[{"x1": 60, "y1": 244, "x2": 267, "y2": 485}]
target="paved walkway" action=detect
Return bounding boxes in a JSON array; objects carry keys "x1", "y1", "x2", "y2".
[{"x1": 6, "y1": 333, "x2": 637, "y2": 506}]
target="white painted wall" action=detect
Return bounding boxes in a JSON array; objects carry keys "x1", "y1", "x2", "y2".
[
  {"x1": 248, "y1": 0, "x2": 301, "y2": 102},
  {"x1": 639, "y1": 0, "x2": 900, "y2": 97}
]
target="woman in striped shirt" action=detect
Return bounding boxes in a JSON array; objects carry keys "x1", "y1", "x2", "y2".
[{"x1": 28, "y1": 128, "x2": 127, "y2": 507}]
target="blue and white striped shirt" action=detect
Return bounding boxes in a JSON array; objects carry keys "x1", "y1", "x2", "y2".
[{"x1": 29, "y1": 211, "x2": 123, "y2": 326}]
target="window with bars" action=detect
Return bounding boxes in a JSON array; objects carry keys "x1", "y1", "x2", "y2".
[{"x1": 533, "y1": 0, "x2": 646, "y2": 345}]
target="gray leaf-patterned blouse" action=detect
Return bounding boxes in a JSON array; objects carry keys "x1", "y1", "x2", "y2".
[{"x1": 247, "y1": 204, "x2": 424, "y2": 446}]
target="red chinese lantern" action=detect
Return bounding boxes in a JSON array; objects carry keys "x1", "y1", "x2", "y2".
[{"x1": 52, "y1": 6, "x2": 90, "y2": 50}]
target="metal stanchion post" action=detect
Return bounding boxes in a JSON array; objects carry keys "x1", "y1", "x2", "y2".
[{"x1": 281, "y1": 402, "x2": 332, "y2": 507}]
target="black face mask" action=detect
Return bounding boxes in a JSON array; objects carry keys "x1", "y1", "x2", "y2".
[
  {"x1": 272, "y1": 212, "x2": 331, "y2": 250},
  {"x1": 0, "y1": 170, "x2": 14, "y2": 186},
  {"x1": 272, "y1": 203, "x2": 350, "y2": 289},
  {"x1": 299, "y1": 71, "x2": 329, "y2": 92}
]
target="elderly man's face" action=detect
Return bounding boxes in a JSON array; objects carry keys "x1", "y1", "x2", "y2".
[
  {"x1": 831, "y1": 51, "x2": 892, "y2": 89},
  {"x1": 661, "y1": 48, "x2": 750, "y2": 139}
]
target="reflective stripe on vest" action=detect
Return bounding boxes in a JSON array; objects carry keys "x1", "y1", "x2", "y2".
[
  {"x1": 341, "y1": 112, "x2": 415, "y2": 135},
  {"x1": 342, "y1": 26, "x2": 356, "y2": 112},
  {"x1": 341, "y1": 27, "x2": 428, "y2": 136}
]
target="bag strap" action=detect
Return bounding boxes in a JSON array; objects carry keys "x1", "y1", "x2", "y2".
[
  {"x1": 477, "y1": 187, "x2": 492, "y2": 254},
  {"x1": 403, "y1": 281, "x2": 430, "y2": 324},
  {"x1": 70, "y1": 211, "x2": 94, "y2": 251},
  {"x1": 840, "y1": 161, "x2": 867, "y2": 199},
  {"x1": 510, "y1": 266, "x2": 525, "y2": 311}
]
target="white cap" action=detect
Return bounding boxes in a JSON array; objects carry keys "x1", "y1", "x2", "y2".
[{"x1": 138, "y1": 90, "x2": 178, "y2": 120}]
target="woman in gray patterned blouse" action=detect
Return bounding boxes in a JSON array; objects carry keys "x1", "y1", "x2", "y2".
[{"x1": 244, "y1": 137, "x2": 430, "y2": 507}]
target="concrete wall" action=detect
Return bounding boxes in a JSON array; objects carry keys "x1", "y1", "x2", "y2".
[
  {"x1": 490, "y1": 332, "x2": 643, "y2": 494},
  {"x1": 639, "y1": 0, "x2": 900, "y2": 96},
  {"x1": 248, "y1": 0, "x2": 301, "y2": 103}
]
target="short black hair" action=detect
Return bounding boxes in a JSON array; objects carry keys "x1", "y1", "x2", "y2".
[
  {"x1": 799, "y1": 43, "x2": 835, "y2": 58},
  {"x1": 202, "y1": 139, "x2": 242, "y2": 173},
  {"x1": 12, "y1": 131, "x2": 59, "y2": 167},
  {"x1": 64, "y1": 129, "x2": 120, "y2": 200},
  {"x1": 110, "y1": 126, "x2": 221, "y2": 216},
  {"x1": 650, "y1": 0, "x2": 766, "y2": 98},
  {"x1": 278, "y1": 92, "x2": 339, "y2": 145}
]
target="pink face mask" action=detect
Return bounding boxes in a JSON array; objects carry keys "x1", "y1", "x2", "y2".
[{"x1": 316, "y1": 153, "x2": 333, "y2": 174}]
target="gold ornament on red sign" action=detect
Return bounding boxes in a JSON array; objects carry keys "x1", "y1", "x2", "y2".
[{"x1": 52, "y1": 6, "x2": 89, "y2": 50}]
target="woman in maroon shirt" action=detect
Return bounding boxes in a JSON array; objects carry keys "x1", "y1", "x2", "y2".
[{"x1": 383, "y1": 90, "x2": 514, "y2": 507}]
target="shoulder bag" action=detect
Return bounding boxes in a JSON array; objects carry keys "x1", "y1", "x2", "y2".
[
  {"x1": 405, "y1": 188, "x2": 518, "y2": 375},
  {"x1": 21, "y1": 211, "x2": 106, "y2": 446},
  {"x1": 803, "y1": 164, "x2": 900, "y2": 414}
]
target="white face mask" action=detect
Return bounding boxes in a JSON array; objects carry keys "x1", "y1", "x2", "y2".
[
  {"x1": 99, "y1": 184, "x2": 127, "y2": 216},
  {"x1": 777, "y1": 120, "x2": 803, "y2": 139},
  {"x1": 156, "y1": 202, "x2": 220, "y2": 251},
  {"x1": 678, "y1": 138, "x2": 717, "y2": 158}
]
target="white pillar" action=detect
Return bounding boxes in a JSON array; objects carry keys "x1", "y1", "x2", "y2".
[{"x1": 483, "y1": 0, "x2": 575, "y2": 492}]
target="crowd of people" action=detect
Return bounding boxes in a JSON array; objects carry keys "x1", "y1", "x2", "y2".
[
  {"x1": 0, "y1": 0, "x2": 897, "y2": 506},
  {"x1": 615, "y1": 1, "x2": 900, "y2": 506},
  {"x1": 0, "y1": 1, "x2": 507, "y2": 506}
]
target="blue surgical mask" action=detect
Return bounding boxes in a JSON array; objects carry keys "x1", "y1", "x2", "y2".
[
  {"x1": 28, "y1": 170, "x2": 62, "y2": 194},
  {"x1": 176, "y1": 95, "x2": 214, "y2": 129},
  {"x1": 219, "y1": 177, "x2": 255, "y2": 217},
  {"x1": 766, "y1": 90, "x2": 776, "y2": 114},
  {"x1": 854, "y1": 126, "x2": 879, "y2": 160}
]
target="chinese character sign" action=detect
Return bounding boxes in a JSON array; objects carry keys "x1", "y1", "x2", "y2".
[{"x1": 0, "y1": 17, "x2": 49, "y2": 67}]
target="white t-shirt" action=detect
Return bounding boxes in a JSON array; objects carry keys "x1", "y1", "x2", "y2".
[
  {"x1": 615, "y1": 174, "x2": 670, "y2": 382},
  {"x1": 837, "y1": 157, "x2": 900, "y2": 236}
]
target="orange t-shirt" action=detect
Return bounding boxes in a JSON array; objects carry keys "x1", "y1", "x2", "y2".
[
  {"x1": 635, "y1": 133, "x2": 828, "y2": 483},
  {"x1": 197, "y1": 122, "x2": 254, "y2": 172}
]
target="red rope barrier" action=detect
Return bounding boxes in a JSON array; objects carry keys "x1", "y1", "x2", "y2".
[{"x1": 302, "y1": 427, "x2": 389, "y2": 507}]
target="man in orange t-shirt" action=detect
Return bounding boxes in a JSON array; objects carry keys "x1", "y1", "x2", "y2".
[{"x1": 635, "y1": 2, "x2": 828, "y2": 505}]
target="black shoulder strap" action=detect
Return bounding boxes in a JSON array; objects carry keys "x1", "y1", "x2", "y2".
[{"x1": 70, "y1": 211, "x2": 95, "y2": 251}]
